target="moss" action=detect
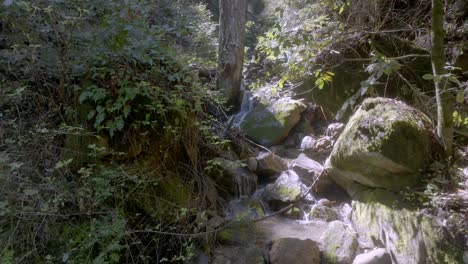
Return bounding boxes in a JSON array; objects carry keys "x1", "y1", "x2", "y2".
[
  {"x1": 240, "y1": 99, "x2": 305, "y2": 146},
  {"x1": 217, "y1": 220, "x2": 256, "y2": 245},
  {"x1": 277, "y1": 185, "x2": 300, "y2": 200},
  {"x1": 352, "y1": 189, "x2": 464, "y2": 264},
  {"x1": 328, "y1": 98, "x2": 437, "y2": 190}
]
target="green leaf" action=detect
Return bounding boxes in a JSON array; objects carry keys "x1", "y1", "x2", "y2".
[
  {"x1": 456, "y1": 90, "x2": 465, "y2": 104},
  {"x1": 422, "y1": 74, "x2": 434, "y2": 80}
]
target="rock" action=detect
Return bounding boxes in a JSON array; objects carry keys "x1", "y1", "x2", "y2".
[
  {"x1": 211, "y1": 246, "x2": 264, "y2": 264},
  {"x1": 326, "y1": 97, "x2": 440, "y2": 191},
  {"x1": 226, "y1": 197, "x2": 265, "y2": 220},
  {"x1": 352, "y1": 248, "x2": 391, "y2": 264},
  {"x1": 217, "y1": 220, "x2": 256, "y2": 246},
  {"x1": 269, "y1": 238, "x2": 321, "y2": 264},
  {"x1": 209, "y1": 158, "x2": 257, "y2": 198},
  {"x1": 263, "y1": 170, "x2": 305, "y2": 209},
  {"x1": 351, "y1": 188, "x2": 464, "y2": 264},
  {"x1": 300, "y1": 135, "x2": 316, "y2": 150},
  {"x1": 309, "y1": 204, "x2": 339, "y2": 222},
  {"x1": 290, "y1": 153, "x2": 323, "y2": 184},
  {"x1": 320, "y1": 221, "x2": 358, "y2": 264},
  {"x1": 255, "y1": 152, "x2": 288, "y2": 177},
  {"x1": 247, "y1": 157, "x2": 258, "y2": 172},
  {"x1": 326, "y1": 122, "x2": 345, "y2": 140},
  {"x1": 241, "y1": 98, "x2": 306, "y2": 146}
]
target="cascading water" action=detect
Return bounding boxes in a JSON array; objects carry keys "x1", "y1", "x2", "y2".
[{"x1": 233, "y1": 89, "x2": 255, "y2": 127}]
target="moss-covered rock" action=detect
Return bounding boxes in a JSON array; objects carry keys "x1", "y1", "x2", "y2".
[
  {"x1": 240, "y1": 98, "x2": 306, "y2": 146},
  {"x1": 262, "y1": 170, "x2": 305, "y2": 209},
  {"x1": 351, "y1": 189, "x2": 464, "y2": 264},
  {"x1": 326, "y1": 97, "x2": 440, "y2": 191},
  {"x1": 320, "y1": 220, "x2": 358, "y2": 264},
  {"x1": 309, "y1": 204, "x2": 339, "y2": 222},
  {"x1": 217, "y1": 220, "x2": 256, "y2": 246}
]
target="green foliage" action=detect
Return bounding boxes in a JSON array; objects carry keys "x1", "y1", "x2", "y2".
[
  {"x1": 0, "y1": 0, "x2": 220, "y2": 262},
  {"x1": 336, "y1": 51, "x2": 401, "y2": 119},
  {"x1": 256, "y1": 0, "x2": 347, "y2": 87}
]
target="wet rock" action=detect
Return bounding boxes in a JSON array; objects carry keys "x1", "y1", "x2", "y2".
[
  {"x1": 255, "y1": 152, "x2": 288, "y2": 177},
  {"x1": 326, "y1": 122, "x2": 345, "y2": 140},
  {"x1": 211, "y1": 246, "x2": 264, "y2": 264},
  {"x1": 209, "y1": 158, "x2": 257, "y2": 198},
  {"x1": 300, "y1": 135, "x2": 316, "y2": 150},
  {"x1": 291, "y1": 153, "x2": 323, "y2": 185},
  {"x1": 351, "y1": 188, "x2": 464, "y2": 264},
  {"x1": 247, "y1": 157, "x2": 258, "y2": 172},
  {"x1": 352, "y1": 248, "x2": 391, "y2": 264},
  {"x1": 263, "y1": 170, "x2": 305, "y2": 209},
  {"x1": 320, "y1": 221, "x2": 358, "y2": 264},
  {"x1": 326, "y1": 97, "x2": 441, "y2": 191},
  {"x1": 241, "y1": 98, "x2": 306, "y2": 146},
  {"x1": 269, "y1": 238, "x2": 321, "y2": 264},
  {"x1": 309, "y1": 204, "x2": 339, "y2": 222}
]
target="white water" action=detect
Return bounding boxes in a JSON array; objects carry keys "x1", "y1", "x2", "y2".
[{"x1": 233, "y1": 89, "x2": 255, "y2": 127}]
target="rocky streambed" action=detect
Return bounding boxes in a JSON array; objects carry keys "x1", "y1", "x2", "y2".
[{"x1": 205, "y1": 96, "x2": 466, "y2": 264}]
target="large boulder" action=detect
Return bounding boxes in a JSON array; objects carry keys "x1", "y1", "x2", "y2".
[
  {"x1": 269, "y1": 238, "x2": 321, "y2": 264},
  {"x1": 209, "y1": 158, "x2": 257, "y2": 198},
  {"x1": 217, "y1": 220, "x2": 256, "y2": 246},
  {"x1": 352, "y1": 188, "x2": 464, "y2": 264},
  {"x1": 326, "y1": 97, "x2": 440, "y2": 191},
  {"x1": 320, "y1": 221, "x2": 358, "y2": 264},
  {"x1": 241, "y1": 98, "x2": 306, "y2": 146}
]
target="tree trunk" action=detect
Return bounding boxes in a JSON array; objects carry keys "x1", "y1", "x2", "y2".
[
  {"x1": 218, "y1": 0, "x2": 247, "y2": 109},
  {"x1": 431, "y1": 0, "x2": 453, "y2": 156}
]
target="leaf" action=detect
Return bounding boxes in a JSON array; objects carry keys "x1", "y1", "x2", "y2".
[
  {"x1": 422, "y1": 74, "x2": 434, "y2": 80},
  {"x1": 456, "y1": 90, "x2": 465, "y2": 104},
  {"x1": 278, "y1": 76, "x2": 288, "y2": 88},
  {"x1": 79, "y1": 91, "x2": 94, "y2": 103},
  {"x1": 448, "y1": 76, "x2": 461, "y2": 86}
]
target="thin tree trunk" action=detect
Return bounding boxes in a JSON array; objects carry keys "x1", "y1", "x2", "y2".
[
  {"x1": 431, "y1": 0, "x2": 453, "y2": 156},
  {"x1": 218, "y1": 0, "x2": 246, "y2": 109}
]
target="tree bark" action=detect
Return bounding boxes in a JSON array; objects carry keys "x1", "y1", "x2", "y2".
[
  {"x1": 218, "y1": 0, "x2": 247, "y2": 109},
  {"x1": 431, "y1": 0, "x2": 453, "y2": 156}
]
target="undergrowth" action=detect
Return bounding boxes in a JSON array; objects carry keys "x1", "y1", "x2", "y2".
[{"x1": 0, "y1": 1, "x2": 229, "y2": 263}]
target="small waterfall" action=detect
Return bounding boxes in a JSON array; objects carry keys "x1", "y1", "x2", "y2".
[
  {"x1": 233, "y1": 172, "x2": 256, "y2": 198},
  {"x1": 233, "y1": 90, "x2": 255, "y2": 127}
]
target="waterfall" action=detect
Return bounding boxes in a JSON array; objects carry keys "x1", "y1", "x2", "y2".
[{"x1": 233, "y1": 90, "x2": 255, "y2": 127}]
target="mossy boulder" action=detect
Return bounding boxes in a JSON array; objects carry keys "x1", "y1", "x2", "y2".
[
  {"x1": 240, "y1": 98, "x2": 306, "y2": 146},
  {"x1": 320, "y1": 220, "x2": 358, "y2": 264},
  {"x1": 325, "y1": 97, "x2": 440, "y2": 191},
  {"x1": 351, "y1": 188, "x2": 464, "y2": 264}
]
